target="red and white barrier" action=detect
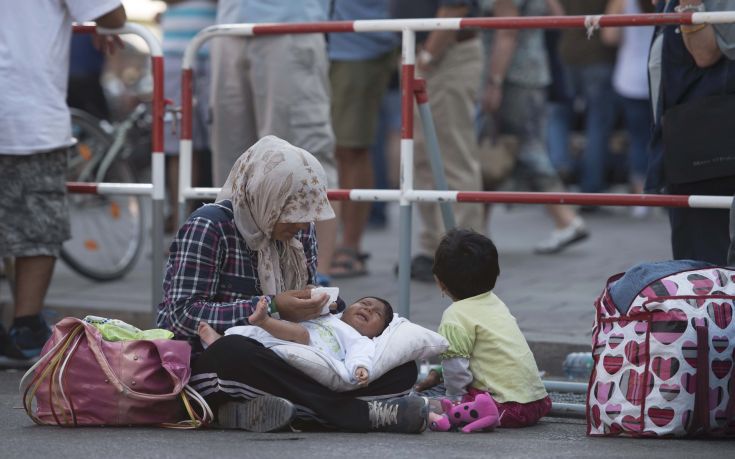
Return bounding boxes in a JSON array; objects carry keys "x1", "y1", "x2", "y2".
[
  {"x1": 178, "y1": 12, "x2": 735, "y2": 317},
  {"x1": 69, "y1": 22, "x2": 165, "y2": 307}
]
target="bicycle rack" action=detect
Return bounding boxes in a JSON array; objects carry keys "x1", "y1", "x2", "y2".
[{"x1": 69, "y1": 22, "x2": 165, "y2": 310}]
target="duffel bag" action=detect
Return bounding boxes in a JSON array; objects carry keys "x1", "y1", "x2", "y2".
[{"x1": 588, "y1": 260, "x2": 735, "y2": 437}]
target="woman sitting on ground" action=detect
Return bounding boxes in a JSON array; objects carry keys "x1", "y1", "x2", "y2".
[{"x1": 158, "y1": 135, "x2": 426, "y2": 433}]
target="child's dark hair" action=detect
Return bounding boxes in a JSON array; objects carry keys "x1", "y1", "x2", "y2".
[
  {"x1": 358, "y1": 296, "x2": 394, "y2": 334},
  {"x1": 432, "y1": 228, "x2": 500, "y2": 300}
]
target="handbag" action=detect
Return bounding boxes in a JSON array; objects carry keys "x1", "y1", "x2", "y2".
[
  {"x1": 662, "y1": 93, "x2": 735, "y2": 184},
  {"x1": 20, "y1": 317, "x2": 212, "y2": 428}
]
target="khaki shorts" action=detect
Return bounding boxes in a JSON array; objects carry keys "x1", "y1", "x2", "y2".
[
  {"x1": 0, "y1": 149, "x2": 70, "y2": 257},
  {"x1": 330, "y1": 49, "x2": 398, "y2": 149}
]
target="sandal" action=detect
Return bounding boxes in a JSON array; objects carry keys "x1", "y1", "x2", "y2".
[{"x1": 329, "y1": 247, "x2": 369, "y2": 279}]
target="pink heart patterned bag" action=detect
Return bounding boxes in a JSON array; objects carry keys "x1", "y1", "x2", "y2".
[{"x1": 20, "y1": 317, "x2": 211, "y2": 428}]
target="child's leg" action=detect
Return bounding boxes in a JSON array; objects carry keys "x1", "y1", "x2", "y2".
[
  {"x1": 494, "y1": 396, "x2": 552, "y2": 428},
  {"x1": 198, "y1": 321, "x2": 222, "y2": 346}
]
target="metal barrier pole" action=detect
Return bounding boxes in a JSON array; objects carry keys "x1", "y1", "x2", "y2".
[
  {"x1": 72, "y1": 23, "x2": 165, "y2": 315},
  {"x1": 398, "y1": 29, "x2": 417, "y2": 319},
  {"x1": 414, "y1": 79, "x2": 456, "y2": 232}
]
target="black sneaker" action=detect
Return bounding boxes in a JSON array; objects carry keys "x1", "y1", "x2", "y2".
[
  {"x1": 9, "y1": 321, "x2": 51, "y2": 360},
  {"x1": 216, "y1": 396, "x2": 296, "y2": 432},
  {"x1": 0, "y1": 323, "x2": 38, "y2": 368},
  {"x1": 367, "y1": 396, "x2": 428, "y2": 434}
]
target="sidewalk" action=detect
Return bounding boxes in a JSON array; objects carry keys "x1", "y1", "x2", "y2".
[{"x1": 0, "y1": 202, "x2": 672, "y2": 375}]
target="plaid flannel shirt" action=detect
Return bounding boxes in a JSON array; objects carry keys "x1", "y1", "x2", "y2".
[{"x1": 157, "y1": 201, "x2": 317, "y2": 339}]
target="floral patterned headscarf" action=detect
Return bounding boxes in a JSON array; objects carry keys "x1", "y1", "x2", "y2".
[{"x1": 216, "y1": 136, "x2": 335, "y2": 295}]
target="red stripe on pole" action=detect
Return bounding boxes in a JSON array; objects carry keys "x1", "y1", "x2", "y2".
[
  {"x1": 151, "y1": 56, "x2": 165, "y2": 154},
  {"x1": 67, "y1": 182, "x2": 99, "y2": 194},
  {"x1": 414, "y1": 78, "x2": 428, "y2": 105},
  {"x1": 460, "y1": 13, "x2": 692, "y2": 29},
  {"x1": 327, "y1": 189, "x2": 351, "y2": 201},
  {"x1": 455, "y1": 191, "x2": 692, "y2": 207},
  {"x1": 252, "y1": 21, "x2": 355, "y2": 35},
  {"x1": 401, "y1": 64, "x2": 415, "y2": 140},
  {"x1": 72, "y1": 25, "x2": 97, "y2": 34},
  {"x1": 181, "y1": 68, "x2": 193, "y2": 140}
]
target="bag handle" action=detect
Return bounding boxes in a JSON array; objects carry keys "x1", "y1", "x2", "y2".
[
  {"x1": 687, "y1": 322, "x2": 711, "y2": 436},
  {"x1": 160, "y1": 385, "x2": 214, "y2": 429},
  {"x1": 82, "y1": 323, "x2": 187, "y2": 401},
  {"x1": 20, "y1": 323, "x2": 85, "y2": 426}
]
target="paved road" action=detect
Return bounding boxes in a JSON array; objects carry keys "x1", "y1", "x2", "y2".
[{"x1": 2, "y1": 370, "x2": 734, "y2": 458}]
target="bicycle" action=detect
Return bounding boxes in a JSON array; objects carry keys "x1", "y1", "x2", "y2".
[{"x1": 61, "y1": 104, "x2": 149, "y2": 281}]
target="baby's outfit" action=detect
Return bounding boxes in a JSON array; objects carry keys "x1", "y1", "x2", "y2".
[
  {"x1": 226, "y1": 314, "x2": 374, "y2": 384},
  {"x1": 438, "y1": 291, "x2": 551, "y2": 427}
]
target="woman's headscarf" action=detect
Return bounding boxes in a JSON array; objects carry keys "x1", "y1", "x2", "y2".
[{"x1": 216, "y1": 135, "x2": 335, "y2": 295}]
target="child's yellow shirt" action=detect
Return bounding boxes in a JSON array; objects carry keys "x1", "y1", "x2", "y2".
[{"x1": 438, "y1": 291, "x2": 547, "y2": 404}]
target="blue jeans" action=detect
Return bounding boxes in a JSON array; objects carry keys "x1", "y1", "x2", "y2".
[
  {"x1": 546, "y1": 64, "x2": 617, "y2": 193},
  {"x1": 618, "y1": 95, "x2": 651, "y2": 183}
]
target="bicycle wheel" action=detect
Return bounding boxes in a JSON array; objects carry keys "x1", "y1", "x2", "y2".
[{"x1": 60, "y1": 110, "x2": 145, "y2": 282}]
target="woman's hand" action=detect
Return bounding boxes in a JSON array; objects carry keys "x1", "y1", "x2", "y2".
[{"x1": 275, "y1": 289, "x2": 328, "y2": 322}]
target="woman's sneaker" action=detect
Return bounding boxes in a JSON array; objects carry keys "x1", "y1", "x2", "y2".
[
  {"x1": 367, "y1": 396, "x2": 428, "y2": 434},
  {"x1": 216, "y1": 396, "x2": 296, "y2": 432},
  {"x1": 534, "y1": 217, "x2": 590, "y2": 255}
]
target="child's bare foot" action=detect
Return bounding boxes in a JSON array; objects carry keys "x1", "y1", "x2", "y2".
[
  {"x1": 198, "y1": 321, "x2": 222, "y2": 346},
  {"x1": 249, "y1": 296, "x2": 270, "y2": 326}
]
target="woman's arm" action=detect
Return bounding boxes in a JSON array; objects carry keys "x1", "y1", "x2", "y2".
[
  {"x1": 601, "y1": 0, "x2": 625, "y2": 46},
  {"x1": 678, "y1": 1, "x2": 722, "y2": 67},
  {"x1": 158, "y1": 217, "x2": 263, "y2": 338},
  {"x1": 417, "y1": 4, "x2": 471, "y2": 72},
  {"x1": 482, "y1": 0, "x2": 520, "y2": 114}
]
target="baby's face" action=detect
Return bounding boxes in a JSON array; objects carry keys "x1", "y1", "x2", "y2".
[{"x1": 340, "y1": 297, "x2": 387, "y2": 338}]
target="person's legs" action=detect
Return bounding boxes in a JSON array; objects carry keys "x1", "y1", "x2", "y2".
[
  {"x1": 209, "y1": 36, "x2": 255, "y2": 186},
  {"x1": 620, "y1": 96, "x2": 651, "y2": 193},
  {"x1": 190, "y1": 335, "x2": 424, "y2": 432},
  {"x1": 501, "y1": 85, "x2": 587, "y2": 253},
  {"x1": 546, "y1": 101, "x2": 573, "y2": 177},
  {"x1": 668, "y1": 177, "x2": 735, "y2": 265},
  {"x1": 249, "y1": 35, "x2": 338, "y2": 280},
  {"x1": 578, "y1": 64, "x2": 616, "y2": 194},
  {"x1": 0, "y1": 150, "x2": 68, "y2": 358},
  {"x1": 494, "y1": 396, "x2": 552, "y2": 428},
  {"x1": 329, "y1": 55, "x2": 394, "y2": 276},
  {"x1": 414, "y1": 39, "x2": 484, "y2": 264}
]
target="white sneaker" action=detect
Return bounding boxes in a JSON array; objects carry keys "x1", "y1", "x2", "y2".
[{"x1": 534, "y1": 217, "x2": 590, "y2": 255}]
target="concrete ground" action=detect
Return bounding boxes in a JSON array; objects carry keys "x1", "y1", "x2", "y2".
[{"x1": 2, "y1": 370, "x2": 734, "y2": 458}]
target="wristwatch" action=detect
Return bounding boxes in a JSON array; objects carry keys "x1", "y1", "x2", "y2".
[
  {"x1": 417, "y1": 49, "x2": 434, "y2": 67},
  {"x1": 675, "y1": 2, "x2": 705, "y2": 13}
]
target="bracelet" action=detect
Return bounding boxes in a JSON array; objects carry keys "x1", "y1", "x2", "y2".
[
  {"x1": 487, "y1": 74, "x2": 504, "y2": 87},
  {"x1": 268, "y1": 296, "x2": 278, "y2": 315},
  {"x1": 675, "y1": 3, "x2": 705, "y2": 13},
  {"x1": 680, "y1": 23, "x2": 708, "y2": 34},
  {"x1": 417, "y1": 49, "x2": 434, "y2": 67}
]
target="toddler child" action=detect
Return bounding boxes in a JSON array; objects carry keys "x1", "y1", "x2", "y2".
[
  {"x1": 427, "y1": 228, "x2": 551, "y2": 428},
  {"x1": 199, "y1": 295, "x2": 393, "y2": 386}
]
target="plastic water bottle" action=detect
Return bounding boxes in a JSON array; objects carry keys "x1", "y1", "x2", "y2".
[{"x1": 562, "y1": 352, "x2": 593, "y2": 381}]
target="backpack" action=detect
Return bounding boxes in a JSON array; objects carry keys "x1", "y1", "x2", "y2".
[{"x1": 587, "y1": 260, "x2": 735, "y2": 437}]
